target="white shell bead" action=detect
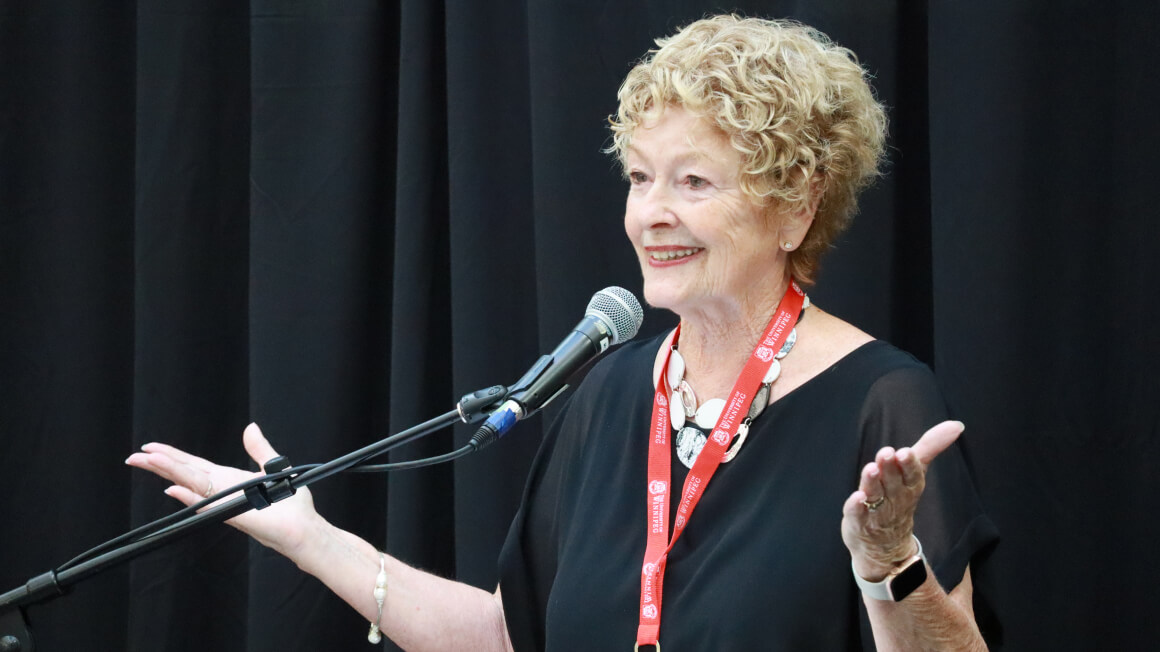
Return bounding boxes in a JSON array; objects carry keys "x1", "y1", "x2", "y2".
[
  {"x1": 762, "y1": 359, "x2": 782, "y2": 384},
  {"x1": 694, "y1": 398, "x2": 725, "y2": 429},
  {"x1": 670, "y1": 401, "x2": 686, "y2": 430},
  {"x1": 678, "y1": 380, "x2": 697, "y2": 418},
  {"x1": 667, "y1": 349, "x2": 685, "y2": 391},
  {"x1": 776, "y1": 328, "x2": 797, "y2": 359},
  {"x1": 722, "y1": 421, "x2": 750, "y2": 463}
]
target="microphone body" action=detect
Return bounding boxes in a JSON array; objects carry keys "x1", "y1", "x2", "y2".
[
  {"x1": 471, "y1": 287, "x2": 643, "y2": 449},
  {"x1": 506, "y1": 313, "x2": 612, "y2": 414}
]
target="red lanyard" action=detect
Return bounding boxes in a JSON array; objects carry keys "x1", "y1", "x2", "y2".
[{"x1": 636, "y1": 280, "x2": 806, "y2": 649}]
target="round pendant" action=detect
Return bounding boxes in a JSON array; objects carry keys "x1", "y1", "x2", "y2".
[
  {"x1": 694, "y1": 398, "x2": 725, "y2": 430},
  {"x1": 776, "y1": 328, "x2": 796, "y2": 359},
  {"x1": 675, "y1": 426, "x2": 708, "y2": 469}
]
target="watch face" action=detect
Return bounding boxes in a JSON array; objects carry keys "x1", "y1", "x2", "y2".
[{"x1": 891, "y1": 560, "x2": 928, "y2": 601}]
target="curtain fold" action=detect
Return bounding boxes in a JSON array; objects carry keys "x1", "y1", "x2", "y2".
[
  {"x1": 927, "y1": 3, "x2": 1160, "y2": 647},
  {"x1": 129, "y1": 1, "x2": 252, "y2": 649}
]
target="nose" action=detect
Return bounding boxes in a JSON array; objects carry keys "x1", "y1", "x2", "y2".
[{"x1": 630, "y1": 178, "x2": 679, "y2": 229}]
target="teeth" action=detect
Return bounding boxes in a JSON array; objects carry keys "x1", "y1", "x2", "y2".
[{"x1": 651, "y1": 248, "x2": 699, "y2": 261}]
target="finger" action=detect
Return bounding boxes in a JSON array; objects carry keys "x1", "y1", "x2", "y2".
[
  {"x1": 163, "y1": 484, "x2": 203, "y2": 508},
  {"x1": 875, "y1": 446, "x2": 907, "y2": 495},
  {"x1": 125, "y1": 452, "x2": 182, "y2": 484},
  {"x1": 875, "y1": 446, "x2": 896, "y2": 462},
  {"x1": 857, "y1": 463, "x2": 893, "y2": 518},
  {"x1": 858, "y1": 462, "x2": 884, "y2": 501},
  {"x1": 134, "y1": 451, "x2": 210, "y2": 493},
  {"x1": 139, "y1": 442, "x2": 214, "y2": 472},
  {"x1": 242, "y1": 423, "x2": 281, "y2": 470},
  {"x1": 125, "y1": 452, "x2": 155, "y2": 470},
  {"x1": 843, "y1": 489, "x2": 870, "y2": 518},
  {"x1": 896, "y1": 447, "x2": 924, "y2": 488},
  {"x1": 125, "y1": 453, "x2": 185, "y2": 485},
  {"x1": 912, "y1": 420, "x2": 964, "y2": 466}
]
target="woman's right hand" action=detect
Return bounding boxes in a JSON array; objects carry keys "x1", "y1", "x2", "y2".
[{"x1": 125, "y1": 422, "x2": 321, "y2": 557}]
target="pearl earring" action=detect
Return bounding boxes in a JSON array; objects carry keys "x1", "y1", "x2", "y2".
[{"x1": 782, "y1": 241, "x2": 793, "y2": 250}]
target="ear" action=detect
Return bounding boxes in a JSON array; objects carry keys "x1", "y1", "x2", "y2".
[{"x1": 777, "y1": 178, "x2": 822, "y2": 250}]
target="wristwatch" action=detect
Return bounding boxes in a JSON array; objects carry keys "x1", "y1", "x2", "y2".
[{"x1": 852, "y1": 535, "x2": 928, "y2": 601}]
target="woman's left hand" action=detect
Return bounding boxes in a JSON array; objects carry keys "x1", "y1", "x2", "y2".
[{"x1": 841, "y1": 420, "x2": 965, "y2": 581}]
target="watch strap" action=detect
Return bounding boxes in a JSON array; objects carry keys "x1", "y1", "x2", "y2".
[{"x1": 852, "y1": 535, "x2": 925, "y2": 601}]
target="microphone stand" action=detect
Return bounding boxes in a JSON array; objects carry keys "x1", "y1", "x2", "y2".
[{"x1": 0, "y1": 385, "x2": 508, "y2": 652}]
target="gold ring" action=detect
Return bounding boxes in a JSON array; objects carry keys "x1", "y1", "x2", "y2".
[
  {"x1": 862, "y1": 495, "x2": 886, "y2": 512},
  {"x1": 203, "y1": 479, "x2": 214, "y2": 499}
]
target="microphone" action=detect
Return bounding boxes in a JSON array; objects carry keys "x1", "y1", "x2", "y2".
[{"x1": 470, "y1": 287, "x2": 644, "y2": 450}]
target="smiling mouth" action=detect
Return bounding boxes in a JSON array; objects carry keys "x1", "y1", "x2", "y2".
[{"x1": 648, "y1": 247, "x2": 702, "y2": 262}]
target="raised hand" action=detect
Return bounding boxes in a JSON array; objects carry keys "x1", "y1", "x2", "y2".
[
  {"x1": 125, "y1": 422, "x2": 321, "y2": 557},
  {"x1": 841, "y1": 420, "x2": 964, "y2": 580}
]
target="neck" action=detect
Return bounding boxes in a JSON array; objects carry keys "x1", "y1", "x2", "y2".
[{"x1": 675, "y1": 276, "x2": 790, "y2": 399}]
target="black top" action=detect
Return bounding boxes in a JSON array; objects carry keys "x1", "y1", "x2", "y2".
[{"x1": 498, "y1": 335, "x2": 998, "y2": 651}]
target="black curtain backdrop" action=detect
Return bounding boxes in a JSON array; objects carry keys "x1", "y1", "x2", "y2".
[{"x1": 2, "y1": 1, "x2": 1157, "y2": 650}]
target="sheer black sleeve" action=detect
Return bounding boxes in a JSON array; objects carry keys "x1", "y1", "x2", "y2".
[{"x1": 857, "y1": 363, "x2": 999, "y2": 592}]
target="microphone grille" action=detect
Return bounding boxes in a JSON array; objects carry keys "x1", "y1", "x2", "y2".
[{"x1": 586, "y1": 286, "x2": 644, "y2": 344}]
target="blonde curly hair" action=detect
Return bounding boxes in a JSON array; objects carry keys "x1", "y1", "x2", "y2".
[{"x1": 608, "y1": 15, "x2": 887, "y2": 284}]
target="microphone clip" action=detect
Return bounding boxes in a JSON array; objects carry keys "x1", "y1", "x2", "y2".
[
  {"x1": 456, "y1": 385, "x2": 509, "y2": 424},
  {"x1": 243, "y1": 455, "x2": 296, "y2": 509}
]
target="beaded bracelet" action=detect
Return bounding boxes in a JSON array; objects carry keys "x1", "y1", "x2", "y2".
[{"x1": 367, "y1": 552, "x2": 387, "y2": 644}]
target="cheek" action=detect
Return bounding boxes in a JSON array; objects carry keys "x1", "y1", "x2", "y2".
[
  {"x1": 712, "y1": 208, "x2": 779, "y2": 268},
  {"x1": 623, "y1": 199, "x2": 642, "y2": 245},
  {"x1": 704, "y1": 206, "x2": 752, "y2": 251}
]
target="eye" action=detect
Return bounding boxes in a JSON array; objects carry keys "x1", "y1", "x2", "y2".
[
  {"x1": 685, "y1": 175, "x2": 708, "y2": 189},
  {"x1": 628, "y1": 170, "x2": 649, "y2": 184}
]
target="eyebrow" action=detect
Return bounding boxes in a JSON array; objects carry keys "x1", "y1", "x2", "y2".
[{"x1": 625, "y1": 144, "x2": 715, "y2": 168}]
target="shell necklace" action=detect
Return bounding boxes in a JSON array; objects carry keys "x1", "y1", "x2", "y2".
[{"x1": 667, "y1": 295, "x2": 809, "y2": 469}]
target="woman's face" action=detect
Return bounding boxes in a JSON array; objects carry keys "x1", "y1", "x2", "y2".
[{"x1": 624, "y1": 106, "x2": 791, "y2": 319}]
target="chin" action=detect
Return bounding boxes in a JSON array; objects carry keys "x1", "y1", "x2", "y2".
[
  {"x1": 640, "y1": 284, "x2": 672, "y2": 311},
  {"x1": 641, "y1": 283, "x2": 693, "y2": 314}
]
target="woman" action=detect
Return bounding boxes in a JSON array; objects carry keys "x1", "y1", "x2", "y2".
[{"x1": 127, "y1": 15, "x2": 996, "y2": 651}]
